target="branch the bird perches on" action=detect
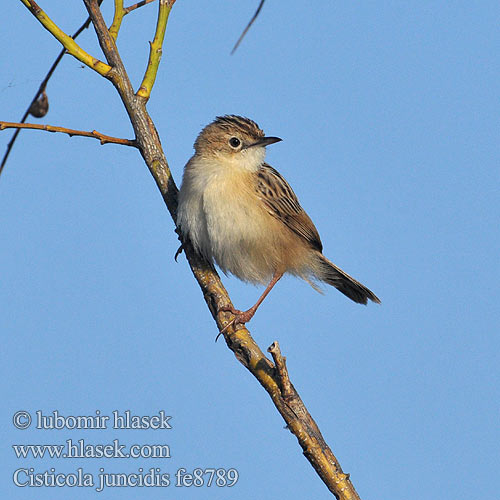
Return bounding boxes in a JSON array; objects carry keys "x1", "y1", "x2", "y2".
[{"x1": 6, "y1": 2, "x2": 362, "y2": 498}]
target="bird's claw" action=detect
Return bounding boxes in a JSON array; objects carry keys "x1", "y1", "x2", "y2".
[
  {"x1": 215, "y1": 306, "x2": 255, "y2": 342},
  {"x1": 174, "y1": 244, "x2": 183, "y2": 262},
  {"x1": 215, "y1": 318, "x2": 235, "y2": 342}
]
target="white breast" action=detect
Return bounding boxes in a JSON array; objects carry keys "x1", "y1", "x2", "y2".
[{"x1": 177, "y1": 151, "x2": 276, "y2": 284}]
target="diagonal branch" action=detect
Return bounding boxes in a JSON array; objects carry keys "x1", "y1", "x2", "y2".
[
  {"x1": 0, "y1": 121, "x2": 137, "y2": 147},
  {"x1": 19, "y1": 0, "x2": 112, "y2": 76},
  {"x1": 14, "y1": 3, "x2": 362, "y2": 498},
  {"x1": 136, "y1": 0, "x2": 175, "y2": 99},
  {"x1": 83, "y1": 0, "x2": 177, "y2": 218},
  {"x1": 184, "y1": 247, "x2": 361, "y2": 500},
  {"x1": 83, "y1": 0, "x2": 126, "y2": 73},
  {"x1": 125, "y1": 0, "x2": 156, "y2": 15},
  {"x1": 231, "y1": 0, "x2": 266, "y2": 54},
  {"x1": 1, "y1": 0, "x2": 104, "y2": 176}
]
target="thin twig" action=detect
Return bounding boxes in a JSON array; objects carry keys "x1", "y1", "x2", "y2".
[
  {"x1": 0, "y1": 121, "x2": 137, "y2": 147},
  {"x1": 0, "y1": 0, "x2": 103, "y2": 176},
  {"x1": 125, "y1": 0, "x2": 156, "y2": 15},
  {"x1": 231, "y1": 0, "x2": 266, "y2": 55}
]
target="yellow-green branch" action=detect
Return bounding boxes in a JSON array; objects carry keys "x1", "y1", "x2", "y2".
[
  {"x1": 136, "y1": 0, "x2": 175, "y2": 99},
  {"x1": 109, "y1": 0, "x2": 125, "y2": 41},
  {"x1": 109, "y1": 0, "x2": 158, "y2": 41},
  {"x1": 19, "y1": 0, "x2": 112, "y2": 77}
]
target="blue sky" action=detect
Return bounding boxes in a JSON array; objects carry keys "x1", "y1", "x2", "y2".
[{"x1": 1, "y1": 1, "x2": 498, "y2": 499}]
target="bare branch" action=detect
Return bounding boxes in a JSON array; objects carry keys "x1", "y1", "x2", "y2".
[
  {"x1": 83, "y1": 0, "x2": 178, "y2": 219},
  {"x1": 0, "y1": 121, "x2": 137, "y2": 147},
  {"x1": 184, "y1": 248, "x2": 361, "y2": 500},
  {"x1": 83, "y1": 0, "x2": 125, "y2": 73},
  {"x1": 136, "y1": 0, "x2": 175, "y2": 99},
  {"x1": 12, "y1": 3, "x2": 363, "y2": 498},
  {"x1": 231, "y1": 0, "x2": 266, "y2": 55},
  {"x1": 19, "y1": 0, "x2": 112, "y2": 76},
  {"x1": 1, "y1": 1, "x2": 103, "y2": 176},
  {"x1": 124, "y1": 0, "x2": 156, "y2": 15}
]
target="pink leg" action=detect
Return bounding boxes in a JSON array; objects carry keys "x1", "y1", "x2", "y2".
[{"x1": 220, "y1": 271, "x2": 284, "y2": 328}]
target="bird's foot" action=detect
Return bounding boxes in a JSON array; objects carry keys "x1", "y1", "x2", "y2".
[
  {"x1": 216, "y1": 305, "x2": 256, "y2": 341},
  {"x1": 221, "y1": 305, "x2": 256, "y2": 324}
]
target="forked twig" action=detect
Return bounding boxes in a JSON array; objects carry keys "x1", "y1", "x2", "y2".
[{"x1": 110, "y1": 0, "x2": 157, "y2": 40}]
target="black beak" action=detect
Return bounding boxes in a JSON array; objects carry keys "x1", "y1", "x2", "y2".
[{"x1": 245, "y1": 136, "x2": 282, "y2": 149}]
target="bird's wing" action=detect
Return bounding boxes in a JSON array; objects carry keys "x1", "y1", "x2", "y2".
[{"x1": 255, "y1": 164, "x2": 323, "y2": 252}]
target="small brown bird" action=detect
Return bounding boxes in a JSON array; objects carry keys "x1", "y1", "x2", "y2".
[{"x1": 177, "y1": 115, "x2": 380, "y2": 328}]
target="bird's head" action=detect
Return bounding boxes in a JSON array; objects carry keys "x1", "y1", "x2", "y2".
[{"x1": 193, "y1": 115, "x2": 281, "y2": 171}]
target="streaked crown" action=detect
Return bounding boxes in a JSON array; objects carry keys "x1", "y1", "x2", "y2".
[{"x1": 194, "y1": 115, "x2": 265, "y2": 156}]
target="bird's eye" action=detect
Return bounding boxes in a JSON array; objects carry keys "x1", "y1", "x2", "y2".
[{"x1": 229, "y1": 137, "x2": 241, "y2": 148}]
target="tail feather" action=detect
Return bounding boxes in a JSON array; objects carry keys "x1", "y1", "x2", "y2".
[{"x1": 314, "y1": 253, "x2": 380, "y2": 305}]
